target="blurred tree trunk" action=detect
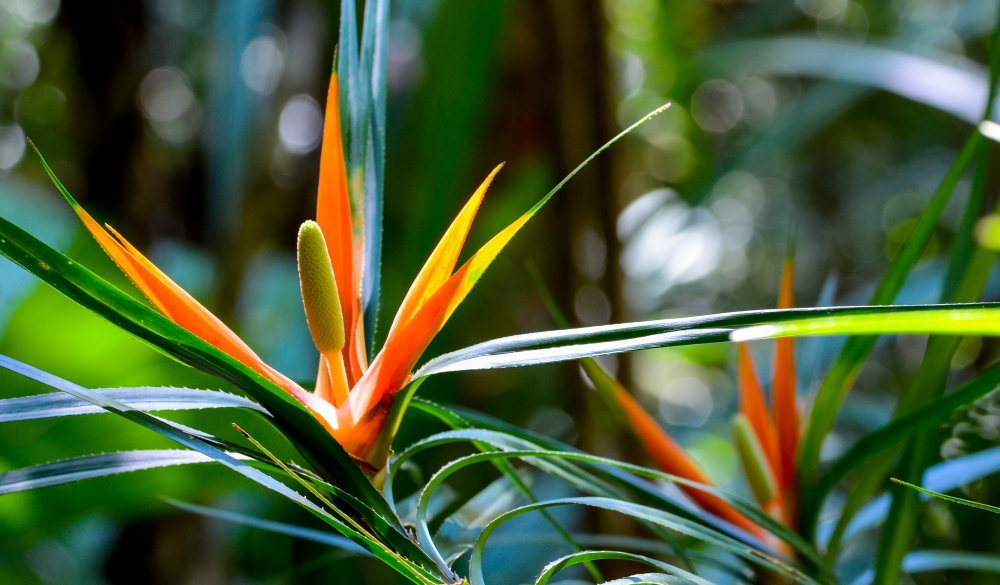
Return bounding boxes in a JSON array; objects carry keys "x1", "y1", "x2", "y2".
[
  {"x1": 544, "y1": 0, "x2": 619, "y2": 428},
  {"x1": 58, "y1": 0, "x2": 147, "y2": 232},
  {"x1": 474, "y1": 0, "x2": 641, "y2": 509},
  {"x1": 545, "y1": 0, "x2": 641, "y2": 549}
]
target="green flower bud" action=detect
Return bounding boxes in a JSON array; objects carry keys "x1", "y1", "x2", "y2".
[
  {"x1": 732, "y1": 413, "x2": 778, "y2": 506},
  {"x1": 297, "y1": 221, "x2": 345, "y2": 354}
]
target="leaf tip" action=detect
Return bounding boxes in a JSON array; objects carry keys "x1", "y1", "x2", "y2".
[{"x1": 232, "y1": 422, "x2": 251, "y2": 439}]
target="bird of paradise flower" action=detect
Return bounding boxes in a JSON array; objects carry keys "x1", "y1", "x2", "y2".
[{"x1": 32, "y1": 64, "x2": 669, "y2": 484}]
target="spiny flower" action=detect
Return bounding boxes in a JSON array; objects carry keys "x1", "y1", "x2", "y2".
[{"x1": 40, "y1": 67, "x2": 533, "y2": 479}]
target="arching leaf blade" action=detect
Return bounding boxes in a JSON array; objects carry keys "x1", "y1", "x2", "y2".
[{"x1": 0, "y1": 388, "x2": 267, "y2": 423}]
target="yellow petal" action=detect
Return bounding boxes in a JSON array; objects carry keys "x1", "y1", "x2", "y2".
[{"x1": 385, "y1": 164, "x2": 503, "y2": 337}]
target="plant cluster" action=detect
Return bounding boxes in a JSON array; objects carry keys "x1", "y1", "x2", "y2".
[{"x1": 5, "y1": 1, "x2": 1000, "y2": 584}]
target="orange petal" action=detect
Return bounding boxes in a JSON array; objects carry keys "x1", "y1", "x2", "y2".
[
  {"x1": 385, "y1": 164, "x2": 503, "y2": 338},
  {"x1": 64, "y1": 200, "x2": 170, "y2": 314},
  {"x1": 316, "y1": 71, "x2": 362, "y2": 382},
  {"x1": 738, "y1": 343, "x2": 781, "y2": 483},
  {"x1": 350, "y1": 184, "x2": 533, "y2": 416},
  {"x1": 38, "y1": 142, "x2": 335, "y2": 434},
  {"x1": 346, "y1": 270, "x2": 463, "y2": 425},
  {"x1": 580, "y1": 359, "x2": 764, "y2": 537},
  {"x1": 109, "y1": 227, "x2": 329, "y2": 424},
  {"x1": 103, "y1": 226, "x2": 260, "y2": 363},
  {"x1": 315, "y1": 356, "x2": 333, "y2": 402},
  {"x1": 66, "y1": 201, "x2": 306, "y2": 401},
  {"x1": 772, "y1": 255, "x2": 799, "y2": 491}
]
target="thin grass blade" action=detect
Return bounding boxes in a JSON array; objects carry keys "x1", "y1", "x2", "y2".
[{"x1": 165, "y1": 497, "x2": 371, "y2": 555}]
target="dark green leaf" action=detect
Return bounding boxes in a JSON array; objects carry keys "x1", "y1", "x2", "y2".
[
  {"x1": 0, "y1": 354, "x2": 416, "y2": 572},
  {"x1": 0, "y1": 210, "x2": 394, "y2": 521},
  {"x1": 808, "y1": 362, "x2": 1000, "y2": 515}
]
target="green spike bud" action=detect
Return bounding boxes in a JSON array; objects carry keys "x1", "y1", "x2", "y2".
[
  {"x1": 732, "y1": 413, "x2": 778, "y2": 506},
  {"x1": 297, "y1": 221, "x2": 345, "y2": 354}
]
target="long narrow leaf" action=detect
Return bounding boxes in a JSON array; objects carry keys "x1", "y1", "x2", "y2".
[
  {"x1": 467, "y1": 497, "x2": 819, "y2": 585},
  {"x1": 389, "y1": 424, "x2": 831, "y2": 581},
  {"x1": 0, "y1": 388, "x2": 266, "y2": 423},
  {"x1": 165, "y1": 497, "x2": 371, "y2": 555},
  {"x1": 416, "y1": 303, "x2": 1000, "y2": 379},
  {"x1": 808, "y1": 362, "x2": 1000, "y2": 519},
  {"x1": 852, "y1": 551, "x2": 1000, "y2": 585},
  {"x1": 821, "y1": 445, "x2": 1000, "y2": 545},
  {"x1": 337, "y1": 0, "x2": 359, "y2": 155},
  {"x1": 0, "y1": 450, "x2": 231, "y2": 494},
  {"x1": 536, "y1": 550, "x2": 710, "y2": 585},
  {"x1": 359, "y1": 0, "x2": 389, "y2": 354},
  {"x1": 700, "y1": 37, "x2": 990, "y2": 122},
  {"x1": 0, "y1": 211, "x2": 395, "y2": 520},
  {"x1": 407, "y1": 401, "x2": 829, "y2": 574},
  {"x1": 730, "y1": 305, "x2": 1000, "y2": 341},
  {"x1": 891, "y1": 478, "x2": 1000, "y2": 514},
  {"x1": 0, "y1": 354, "x2": 443, "y2": 583}
]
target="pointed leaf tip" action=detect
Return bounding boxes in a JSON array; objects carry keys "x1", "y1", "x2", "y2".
[
  {"x1": 232, "y1": 422, "x2": 252, "y2": 439},
  {"x1": 29, "y1": 140, "x2": 82, "y2": 209}
]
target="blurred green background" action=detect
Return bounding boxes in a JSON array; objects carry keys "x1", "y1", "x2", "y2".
[{"x1": 1, "y1": 0, "x2": 999, "y2": 583}]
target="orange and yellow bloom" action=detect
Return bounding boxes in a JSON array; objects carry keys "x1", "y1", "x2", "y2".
[{"x1": 51, "y1": 69, "x2": 536, "y2": 478}]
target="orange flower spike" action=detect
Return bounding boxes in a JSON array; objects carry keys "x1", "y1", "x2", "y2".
[
  {"x1": 737, "y1": 343, "x2": 781, "y2": 483},
  {"x1": 344, "y1": 106, "x2": 677, "y2": 464},
  {"x1": 580, "y1": 359, "x2": 765, "y2": 538},
  {"x1": 315, "y1": 69, "x2": 360, "y2": 381},
  {"x1": 772, "y1": 253, "x2": 800, "y2": 491}
]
